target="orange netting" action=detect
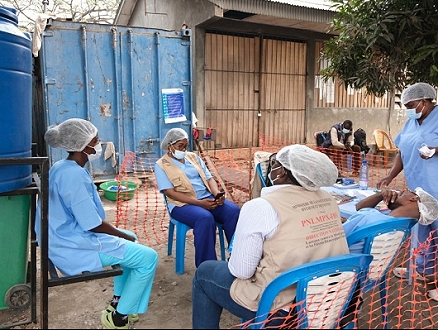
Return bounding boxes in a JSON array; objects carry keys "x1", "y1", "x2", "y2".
[{"x1": 107, "y1": 136, "x2": 438, "y2": 329}]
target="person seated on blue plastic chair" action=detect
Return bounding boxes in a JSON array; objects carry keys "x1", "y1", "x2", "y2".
[
  {"x1": 343, "y1": 187, "x2": 438, "y2": 253},
  {"x1": 154, "y1": 128, "x2": 240, "y2": 268},
  {"x1": 342, "y1": 186, "x2": 438, "y2": 314},
  {"x1": 192, "y1": 144, "x2": 351, "y2": 329},
  {"x1": 35, "y1": 118, "x2": 159, "y2": 329}
]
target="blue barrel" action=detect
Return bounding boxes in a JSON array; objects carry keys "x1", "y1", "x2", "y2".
[{"x1": 0, "y1": 6, "x2": 32, "y2": 193}]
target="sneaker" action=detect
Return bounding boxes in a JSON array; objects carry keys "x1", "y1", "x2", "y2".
[
  {"x1": 101, "y1": 310, "x2": 129, "y2": 329},
  {"x1": 393, "y1": 267, "x2": 425, "y2": 281},
  {"x1": 104, "y1": 305, "x2": 139, "y2": 323},
  {"x1": 428, "y1": 289, "x2": 438, "y2": 302}
]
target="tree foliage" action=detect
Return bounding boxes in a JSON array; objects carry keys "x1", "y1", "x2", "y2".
[
  {"x1": 0, "y1": 0, "x2": 120, "y2": 32},
  {"x1": 321, "y1": 0, "x2": 438, "y2": 96}
]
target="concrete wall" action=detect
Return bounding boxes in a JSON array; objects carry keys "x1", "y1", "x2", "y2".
[
  {"x1": 307, "y1": 107, "x2": 407, "y2": 146},
  {"x1": 128, "y1": 0, "x2": 216, "y2": 31}
]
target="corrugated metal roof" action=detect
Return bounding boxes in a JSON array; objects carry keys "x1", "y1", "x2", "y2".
[
  {"x1": 212, "y1": 0, "x2": 336, "y2": 13},
  {"x1": 115, "y1": 0, "x2": 336, "y2": 27},
  {"x1": 265, "y1": 0, "x2": 334, "y2": 11}
]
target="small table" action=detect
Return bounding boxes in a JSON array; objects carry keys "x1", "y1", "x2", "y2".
[{"x1": 322, "y1": 186, "x2": 378, "y2": 219}]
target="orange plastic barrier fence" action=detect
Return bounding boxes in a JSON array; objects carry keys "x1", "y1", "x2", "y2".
[{"x1": 108, "y1": 136, "x2": 438, "y2": 329}]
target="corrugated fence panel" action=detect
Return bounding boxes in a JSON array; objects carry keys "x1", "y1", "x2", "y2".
[
  {"x1": 205, "y1": 32, "x2": 306, "y2": 148},
  {"x1": 260, "y1": 37, "x2": 306, "y2": 144},
  {"x1": 314, "y1": 41, "x2": 388, "y2": 108},
  {"x1": 205, "y1": 32, "x2": 260, "y2": 148}
]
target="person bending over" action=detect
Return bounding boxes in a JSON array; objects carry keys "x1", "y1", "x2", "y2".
[{"x1": 322, "y1": 119, "x2": 362, "y2": 174}]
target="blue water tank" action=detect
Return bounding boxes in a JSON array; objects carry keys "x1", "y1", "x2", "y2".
[{"x1": 0, "y1": 6, "x2": 32, "y2": 193}]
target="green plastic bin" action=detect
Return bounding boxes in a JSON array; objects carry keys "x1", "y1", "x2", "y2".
[{"x1": 0, "y1": 195, "x2": 31, "y2": 310}]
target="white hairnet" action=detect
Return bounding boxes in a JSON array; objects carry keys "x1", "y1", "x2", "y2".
[
  {"x1": 401, "y1": 83, "x2": 437, "y2": 105},
  {"x1": 161, "y1": 128, "x2": 188, "y2": 150},
  {"x1": 44, "y1": 118, "x2": 98, "y2": 152},
  {"x1": 414, "y1": 187, "x2": 438, "y2": 225},
  {"x1": 276, "y1": 144, "x2": 338, "y2": 191}
]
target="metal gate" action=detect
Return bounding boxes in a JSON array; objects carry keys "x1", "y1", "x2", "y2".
[{"x1": 205, "y1": 32, "x2": 306, "y2": 148}]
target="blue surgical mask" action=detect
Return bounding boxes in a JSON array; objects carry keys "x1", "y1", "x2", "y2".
[
  {"x1": 342, "y1": 128, "x2": 351, "y2": 134},
  {"x1": 405, "y1": 109, "x2": 422, "y2": 119},
  {"x1": 172, "y1": 149, "x2": 187, "y2": 160},
  {"x1": 267, "y1": 166, "x2": 282, "y2": 185},
  {"x1": 405, "y1": 101, "x2": 424, "y2": 120}
]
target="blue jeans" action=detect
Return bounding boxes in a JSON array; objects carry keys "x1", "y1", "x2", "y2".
[
  {"x1": 416, "y1": 221, "x2": 438, "y2": 275},
  {"x1": 171, "y1": 198, "x2": 239, "y2": 267},
  {"x1": 192, "y1": 260, "x2": 255, "y2": 329}
]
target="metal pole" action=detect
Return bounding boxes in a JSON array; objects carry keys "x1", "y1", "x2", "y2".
[{"x1": 42, "y1": 0, "x2": 49, "y2": 13}]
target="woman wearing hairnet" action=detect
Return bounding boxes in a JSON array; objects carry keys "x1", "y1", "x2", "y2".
[
  {"x1": 376, "y1": 82, "x2": 438, "y2": 299},
  {"x1": 192, "y1": 144, "x2": 350, "y2": 328},
  {"x1": 35, "y1": 118, "x2": 158, "y2": 329},
  {"x1": 154, "y1": 128, "x2": 239, "y2": 268}
]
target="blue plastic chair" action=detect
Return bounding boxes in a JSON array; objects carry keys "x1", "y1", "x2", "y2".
[
  {"x1": 245, "y1": 253, "x2": 373, "y2": 329},
  {"x1": 345, "y1": 217, "x2": 417, "y2": 329},
  {"x1": 162, "y1": 194, "x2": 226, "y2": 275},
  {"x1": 255, "y1": 163, "x2": 268, "y2": 188}
]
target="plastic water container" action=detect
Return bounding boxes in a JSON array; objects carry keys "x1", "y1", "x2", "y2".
[
  {"x1": 359, "y1": 158, "x2": 369, "y2": 190},
  {"x1": 347, "y1": 154, "x2": 352, "y2": 172},
  {"x1": 0, "y1": 6, "x2": 33, "y2": 193}
]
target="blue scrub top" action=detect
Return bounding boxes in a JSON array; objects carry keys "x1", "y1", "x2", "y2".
[
  {"x1": 394, "y1": 105, "x2": 438, "y2": 198},
  {"x1": 35, "y1": 159, "x2": 126, "y2": 276},
  {"x1": 154, "y1": 154, "x2": 213, "y2": 212}
]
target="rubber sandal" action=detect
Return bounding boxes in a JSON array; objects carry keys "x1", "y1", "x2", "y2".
[
  {"x1": 393, "y1": 267, "x2": 425, "y2": 281},
  {"x1": 428, "y1": 289, "x2": 438, "y2": 302},
  {"x1": 101, "y1": 311, "x2": 129, "y2": 329},
  {"x1": 104, "y1": 305, "x2": 139, "y2": 323}
]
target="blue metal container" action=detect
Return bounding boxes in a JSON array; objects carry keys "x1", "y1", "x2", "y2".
[
  {"x1": 0, "y1": 6, "x2": 32, "y2": 193},
  {"x1": 37, "y1": 20, "x2": 193, "y2": 180}
]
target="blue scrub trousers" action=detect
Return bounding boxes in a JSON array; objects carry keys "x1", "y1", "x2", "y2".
[
  {"x1": 99, "y1": 239, "x2": 158, "y2": 315},
  {"x1": 416, "y1": 221, "x2": 438, "y2": 275},
  {"x1": 171, "y1": 198, "x2": 239, "y2": 267}
]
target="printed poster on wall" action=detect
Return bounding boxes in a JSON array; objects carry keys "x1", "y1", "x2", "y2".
[{"x1": 162, "y1": 88, "x2": 187, "y2": 124}]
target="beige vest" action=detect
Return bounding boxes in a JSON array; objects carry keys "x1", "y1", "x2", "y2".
[
  {"x1": 230, "y1": 186, "x2": 349, "y2": 311},
  {"x1": 155, "y1": 152, "x2": 212, "y2": 206}
]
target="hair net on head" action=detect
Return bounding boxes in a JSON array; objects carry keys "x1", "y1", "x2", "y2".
[
  {"x1": 44, "y1": 118, "x2": 98, "y2": 152},
  {"x1": 414, "y1": 187, "x2": 438, "y2": 225},
  {"x1": 276, "y1": 144, "x2": 338, "y2": 191},
  {"x1": 401, "y1": 83, "x2": 437, "y2": 105},
  {"x1": 161, "y1": 128, "x2": 188, "y2": 150}
]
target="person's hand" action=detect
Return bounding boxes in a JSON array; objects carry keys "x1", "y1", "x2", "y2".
[
  {"x1": 419, "y1": 146, "x2": 436, "y2": 160},
  {"x1": 199, "y1": 198, "x2": 219, "y2": 210},
  {"x1": 376, "y1": 176, "x2": 393, "y2": 189},
  {"x1": 380, "y1": 188, "x2": 399, "y2": 205},
  {"x1": 215, "y1": 194, "x2": 225, "y2": 206}
]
